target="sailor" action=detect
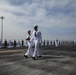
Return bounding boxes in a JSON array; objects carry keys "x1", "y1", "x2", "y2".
[
  {"x1": 31, "y1": 25, "x2": 42, "y2": 60},
  {"x1": 55, "y1": 38, "x2": 59, "y2": 47},
  {"x1": 8, "y1": 40, "x2": 13, "y2": 48},
  {"x1": 17, "y1": 39, "x2": 21, "y2": 47},
  {"x1": 24, "y1": 30, "x2": 33, "y2": 58}
]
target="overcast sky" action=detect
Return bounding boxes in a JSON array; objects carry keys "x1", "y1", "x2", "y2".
[{"x1": 0, "y1": 0, "x2": 76, "y2": 41}]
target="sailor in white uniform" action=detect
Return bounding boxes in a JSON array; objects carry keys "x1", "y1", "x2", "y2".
[
  {"x1": 24, "y1": 30, "x2": 33, "y2": 58},
  {"x1": 8, "y1": 40, "x2": 13, "y2": 48},
  {"x1": 17, "y1": 39, "x2": 21, "y2": 47},
  {"x1": 31, "y1": 25, "x2": 42, "y2": 60},
  {"x1": 55, "y1": 38, "x2": 59, "y2": 47}
]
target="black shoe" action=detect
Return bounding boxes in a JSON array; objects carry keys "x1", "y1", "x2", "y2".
[
  {"x1": 37, "y1": 56, "x2": 42, "y2": 58},
  {"x1": 24, "y1": 55, "x2": 28, "y2": 58},
  {"x1": 32, "y1": 57, "x2": 35, "y2": 60}
]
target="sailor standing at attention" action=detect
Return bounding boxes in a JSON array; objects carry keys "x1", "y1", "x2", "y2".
[
  {"x1": 31, "y1": 25, "x2": 42, "y2": 60},
  {"x1": 55, "y1": 38, "x2": 59, "y2": 47},
  {"x1": 24, "y1": 30, "x2": 33, "y2": 58}
]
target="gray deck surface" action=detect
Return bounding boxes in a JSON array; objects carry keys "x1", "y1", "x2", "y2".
[{"x1": 0, "y1": 46, "x2": 76, "y2": 75}]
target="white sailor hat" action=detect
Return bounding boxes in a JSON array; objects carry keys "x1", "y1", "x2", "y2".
[{"x1": 34, "y1": 25, "x2": 38, "y2": 27}]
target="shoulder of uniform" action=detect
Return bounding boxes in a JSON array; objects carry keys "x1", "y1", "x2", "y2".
[{"x1": 33, "y1": 31, "x2": 35, "y2": 33}]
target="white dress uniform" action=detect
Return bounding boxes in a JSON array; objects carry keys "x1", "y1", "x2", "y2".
[
  {"x1": 17, "y1": 39, "x2": 21, "y2": 47},
  {"x1": 55, "y1": 38, "x2": 59, "y2": 47},
  {"x1": 25, "y1": 34, "x2": 33, "y2": 56},
  {"x1": 8, "y1": 40, "x2": 13, "y2": 48},
  {"x1": 31, "y1": 30, "x2": 42, "y2": 57}
]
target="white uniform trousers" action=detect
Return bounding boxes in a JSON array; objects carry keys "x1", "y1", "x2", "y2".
[
  {"x1": 25, "y1": 42, "x2": 33, "y2": 56},
  {"x1": 33, "y1": 40, "x2": 41, "y2": 57},
  {"x1": 55, "y1": 41, "x2": 58, "y2": 47}
]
